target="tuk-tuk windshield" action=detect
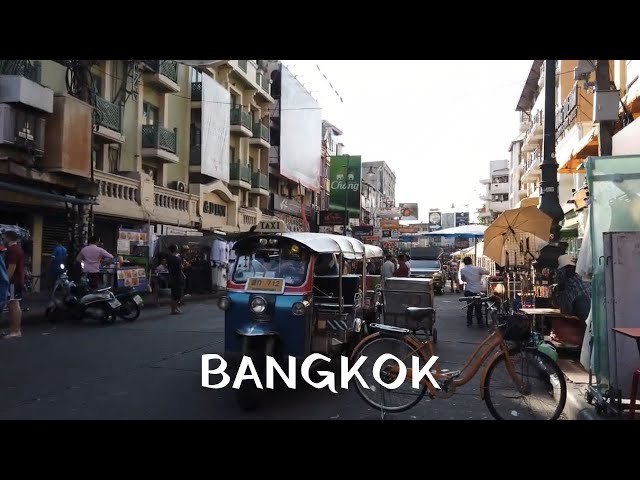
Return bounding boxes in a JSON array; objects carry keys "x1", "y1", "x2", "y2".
[{"x1": 232, "y1": 248, "x2": 309, "y2": 287}]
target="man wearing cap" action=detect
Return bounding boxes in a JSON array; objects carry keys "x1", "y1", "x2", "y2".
[{"x1": 554, "y1": 254, "x2": 591, "y2": 322}]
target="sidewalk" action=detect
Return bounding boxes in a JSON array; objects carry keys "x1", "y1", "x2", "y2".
[{"x1": 1, "y1": 289, "x2": 225, "y2": 328}]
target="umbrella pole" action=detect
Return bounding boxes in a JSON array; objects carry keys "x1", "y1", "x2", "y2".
[{"x1": 474, "y1": 237, "x2": 477, "y2": 266}]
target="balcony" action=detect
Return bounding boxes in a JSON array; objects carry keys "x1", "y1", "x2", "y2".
[
  {"x1": 479, "y1": 194, "x2": 491, "y2": 201},
  {"x1": 229, "y1": 162, "x2": 251, "y2": 189},
  {"x1": 141, "y1": 125, "x2": 179, "y2": 163},
  {"x1": 230, "y1": 106, "x2": 253, "y2": 137},
  {"x1": 93, "y1": 96, "x2": 125, "y2": 144},
  {"x1": 153, "y1": 184, "x2": 200, "y2": 226},
  {"x1": 555, "y1": 87, "x2": 582, "y2": 142},
  {"x1": 479, "y1": 178, "x2": 491, "y2": 185},
  {"x1": 0, "y1": 60, "x2": 53, "y2": 113},
  {"x1": 522, "y1": 110, "x2": 544, "y2": 152},
  {"x1": 191, "y1": 81, "x2": 202, "y2": 103},
  {"x1": 255, "y1": 71, "x2": 272, "y2": 102},
  {"x1": 250, "y1": 172, "x2": 269, "y2": 196},
  {"x1": 521, "y1": 150, "x2": 543, "y2": 184},
  {"x1": 490, "y1": 182, "x2": 509, "y2": 195},
  {"x1": 490, "y1": 200, "x2": 509, "y2": 213},
  {"x1": 238, "y1": 60, "x2": 248, "y2": 73},
  {"x1": 478, "y1": 208, "x2": 491, "y2": 219},
  {"x1": 249, "y1": 121, "x2": 270, "y2": 148},
  {"x1": 518, "y1": 111, "x2": 530, "y2": 133},
  {"x1": 93, "y1": 171, "x2": 144, "y2": 220},
  {"x1": 143, "y1": 60, "x2": 180, "y2": 93}
]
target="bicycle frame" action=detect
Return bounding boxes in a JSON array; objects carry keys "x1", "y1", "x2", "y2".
[{"x1": 350, "y1": 328, "x2": 526, "y2": 399}]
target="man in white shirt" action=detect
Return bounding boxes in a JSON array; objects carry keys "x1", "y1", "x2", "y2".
[
  {"x1": 381, "y1": 255, "x2": 395, "y2": 284},
  {"x1": 459, "y1": 256, "x2": 490, "y2": 326}
]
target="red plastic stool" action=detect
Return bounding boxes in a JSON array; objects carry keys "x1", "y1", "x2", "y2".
[{"x1": 630, "y1": 369, "x2": 640, "y2": 420}]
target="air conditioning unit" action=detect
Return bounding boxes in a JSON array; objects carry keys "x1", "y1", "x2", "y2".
[
  {"x1": 170, "y1": 181, "x2": 187, "y2": 193},
  {"x1": 0, "y1": 103, "x2": 45, "y2": 155}
]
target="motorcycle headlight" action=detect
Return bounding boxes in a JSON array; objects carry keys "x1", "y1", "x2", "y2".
[
  {"x1": 292, "y1": 300, "x2": 310, "y2": 316},
  {"x1": 60, "y1": 263, "x2": 65, "y2": 270},
  {"x1": 250, "y1": 296, "x2": 267, "y2": 314},
  {"x1": 217, "y1": 296, "x2": 231, "y2": 311}
]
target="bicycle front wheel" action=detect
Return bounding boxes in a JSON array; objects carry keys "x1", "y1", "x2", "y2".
[
  {"x1": 484, "y1": 348, "x2": 567, "y2": 420},
  {"x1": 353, "y1": 336, "x2": 427, "y2": 413}
]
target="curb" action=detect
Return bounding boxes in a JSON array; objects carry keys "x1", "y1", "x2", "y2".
[{"x1": 1, "y1": 291, "x2": 225, "y2": 328}]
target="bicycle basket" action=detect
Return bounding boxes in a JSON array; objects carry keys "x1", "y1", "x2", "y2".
[{"x1": 497, "y1": 312, "x2": 531, "y2": 341}]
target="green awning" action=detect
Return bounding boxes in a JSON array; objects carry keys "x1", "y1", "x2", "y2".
[{"x1": 560, "y1": 211, "x2": 578, "y2": 238}]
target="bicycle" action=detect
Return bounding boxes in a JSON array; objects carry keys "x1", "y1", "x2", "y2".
[{"x1": 350, "y1": 303, "x2": 567, "y2": 420}]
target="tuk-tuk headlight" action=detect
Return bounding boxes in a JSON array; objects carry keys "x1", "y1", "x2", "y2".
[
  {"x1": 218, "y1": 296, "x2": 231, "y2": 311},
  {"x1": 250, "y1": 296, "x2": 267, "y2": 314},
  {"x1": 292, "y1": 300, "x2": 310, "y2": 316}
]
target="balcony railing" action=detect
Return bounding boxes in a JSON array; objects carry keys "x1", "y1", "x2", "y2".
[
  {"x1": 524, "y1": 150, "x2": 543, "y2": 173},
  {"x1": 262, "y1": 73, "x2": 270, "y2": 93},
  {"x1": 252, "y1": 122, "x2": 270, "y2": 142},
  {"x1": 141, "y1": 125, "x2": 177, "y2": 153},
  {"x1": 144, "y1": 60, "x2": 178, "y2": 83},
  {"x1": 95, "y1": 170, "x2": 140, "y2": 205},
  {"x1": 251, "y1": 172, "x2": 269, "y2": 190},
  {"x1": 230, "y1": 106, "x2": 252, "y2": 130},
  {"x1": 189, "y1": 145, "x2": 201, "y2": 165},
  {"x1": 94, "y1": 95, "x2": 123, "y2": 132},
  {"x1": 556, "y1": 87, "x2": 578, "y2": 138},
  {"x1": 0, "y1": 60, "x2": 41, "y2": 83},
  {"x1": 230, "y1": 163, "x2": 251, "y2": 183},
  {"x1": 240, "y1": 207, "x2": 258, "y2": 226},
  {"x1": 238, "y1": 60, "x2": 248, "y2": 72},
  {"x1": 154, "y1": 185, "x2": 192, "y2": 212},
  {"x1": 191, "y1": 81, "x2": 202, "y2": 101},
  {"x1": 256, "y1": 72, "x2": 264, "y2": 88}
]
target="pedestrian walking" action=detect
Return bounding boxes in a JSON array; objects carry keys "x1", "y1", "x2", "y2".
[
  {"x1": 459, "y1": 256, "x2": 490, "y2": 327},
  {"x1": 76, "y1": 236, "x2": 113, "y2": 290},
  {"x1": 3, "y1": 230, "x2": 25, "y2": 339},
  {"x1": 381, "y1": 254, "x2": 395, "y2": 285},
  {"x1": 167, "y1": 244, "x2": 185, "y2": 314},
  {"x1": 394, "y1": 254, "x2": 410, "y2": 277}
]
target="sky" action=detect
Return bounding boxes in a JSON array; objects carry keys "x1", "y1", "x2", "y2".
[{"x1": 283, "y1": 60, "x2": 533, "y2": 222}]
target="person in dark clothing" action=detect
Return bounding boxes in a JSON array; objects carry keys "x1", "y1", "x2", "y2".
[
  {"x1": 394, "y1": 254, "x2": 409, "y2": 277},
  {"x1": 3, "y1": 231, "x2": 25, "y2": 338},
  {"x1": 166, "y1": 244, "x2": 184, "y2": 314},
  {"x1": 554, "y1": 255, "x2": 591, "y2": 321}
]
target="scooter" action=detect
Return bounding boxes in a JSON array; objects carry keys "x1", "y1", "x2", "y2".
[
  {"x1": 45, "y1": 263, "x2": 122, "y2": 324},
  {"x1": 112, "y1": 286, "x2": 143, "y2": 321}
]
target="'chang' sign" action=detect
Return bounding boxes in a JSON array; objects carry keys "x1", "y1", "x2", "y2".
[{"x1": 329, "y1": 155, "x2": 361, "y2": 219}]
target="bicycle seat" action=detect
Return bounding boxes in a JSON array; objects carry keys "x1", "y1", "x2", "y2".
[{"x1": 405, "y1": 307, "x2": 435, "y2": 317}]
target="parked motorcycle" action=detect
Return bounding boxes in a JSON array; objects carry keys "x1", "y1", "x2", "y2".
[
  {"x1": 45, "y1": 263, "x2": 138, "y2": 324},
  {"x1": 112, "y1": 286, "x2": 143, "y2": 321}
]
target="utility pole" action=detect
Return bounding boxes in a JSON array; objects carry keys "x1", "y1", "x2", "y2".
[
  {"x1": 596, "y1": 60, "x2": 613, "y2": 156},
  {"x1": 538, "y1": 59, "x2": 565, "y2": 244}
]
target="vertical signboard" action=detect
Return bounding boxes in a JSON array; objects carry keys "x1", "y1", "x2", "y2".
[
  {"x1": 201, "y1": 74, "x2": 230, "y2": 182},
  {"x1": 329, "y1": 155, "x2": 361, "y2": 219},
  {"x1": 279, "y1": 66, "x2": 322, "y2": 191},
  {"x1": 428, "y1": 211, "x2": 442, "y2": 231}
]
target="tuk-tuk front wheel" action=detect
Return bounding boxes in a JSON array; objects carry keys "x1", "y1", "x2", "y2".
[{"x1": 235, "y1": 336, "x2": 271, "y2": 411}]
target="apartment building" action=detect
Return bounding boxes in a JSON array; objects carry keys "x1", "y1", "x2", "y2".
[
  {"x1": 189, "y1": 60, "x2": 276, "y2": 233},
  {"x1": 477, "y1": 160, "x2": 509, "y2": 224},
  {"x1": 360, "y1": 161, "x2": 396, "y2": 227},
  {"x1": 508, "y1": 137, "x2": 525, "y2": 208}
]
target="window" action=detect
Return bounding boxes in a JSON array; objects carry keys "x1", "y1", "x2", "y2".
[
  {"x1": 230, "y1": 93, "x2": 238, "y2": 107},
  {"x1": 249, "y1": 157, "x2": 255, "y2": 171},
  {"x1": 191, "y1": 68, "x2": 202, "y2": 83},
  {"x1": 626, "y1": 60, "x2": 640, "y2": 90},
  {"x1": 93, "y1": 76, "x2": 103, "y2": 96},
  {"x1": 190, "y1": 123, "x2": 201, "y2": 147},
  {"x1": 230, "y1": 146, "x2": 236, "y2": 162},
  {"x1": 143, "y1": 102, "x2": 159, "y2": 126}
]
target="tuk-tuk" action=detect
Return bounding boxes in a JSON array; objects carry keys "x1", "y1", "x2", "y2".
[{"x1": 218, "y1": 225, "x2": 371, "y2": 410}]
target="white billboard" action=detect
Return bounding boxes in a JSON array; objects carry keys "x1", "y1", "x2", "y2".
[
  {"x1": 280, "y1": 66, "x2": 322, "y2": 191},
  {"x1": 201, "y1": 74, "x2": 230, "y2": 182}
]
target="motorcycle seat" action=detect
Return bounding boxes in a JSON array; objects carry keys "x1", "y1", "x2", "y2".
[{"x1": 93, "y1": 287, "x2": 112, "y2": 293}]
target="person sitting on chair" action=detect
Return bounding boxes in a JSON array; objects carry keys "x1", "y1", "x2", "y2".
[{"x1": 553, "y1": 254, "x2": 591, "y2": 322}]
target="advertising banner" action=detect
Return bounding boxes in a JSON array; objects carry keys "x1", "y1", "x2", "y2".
[
  {"x1": 201, "y1": 74, "x2": 230, "y2": 182},
  {"x1": 377, "y1": 208, "x2": 401, "y2": 218},
  {"x1": 399, "y1": 227, "x2": 418, "y2": 234},
  {"x1": 319, "y1": 210, "x2": 346, "y2": 226},
  {"x1": 399, "y1": 203, "x2": 419, "y2": 221},
  {"x1": 455, "y1": 212, "x2": 470, "y2": 226},
  {"x1": 399, "y1": 235, "x2": 416, "y2": 242},
  {"x1": 352, "y1": 225, "x2": 373, "y2": 239},
  {"x1": 280, "y1": 66, "x2": 322, "y2": 191},
  {"x1": 329, "y1": 155, "x2": 361, "y2": 219},
  {"x1": 380, "y1": 219, "x2": 400, "y2": 229},
  {"x1": 441, "y1": 212, "x2": 455, "y2": 230}
]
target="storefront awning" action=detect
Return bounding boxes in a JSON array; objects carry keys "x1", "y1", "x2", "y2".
[{"x1": 558, "y1": 127, "x2": 598, "y2": 174}]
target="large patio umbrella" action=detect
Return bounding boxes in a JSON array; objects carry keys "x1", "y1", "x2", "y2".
[{"x1": 483, "y1": 206, "x2": 552, "y2": 267}]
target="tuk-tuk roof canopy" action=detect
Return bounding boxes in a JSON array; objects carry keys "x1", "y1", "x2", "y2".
[
  {"x1": 364, "y1": 244, "x2": 384, "y2": 259},
  {"x1": 233, "y1": 232, "x2": 371, "y2": 259}
]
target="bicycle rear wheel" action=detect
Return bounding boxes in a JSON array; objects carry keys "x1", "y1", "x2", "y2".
[
  {"x1": 483, "y1": 348, "x2": 567, "y2": 420},
  {"x1": 353, "y1": 336, "x2": 427, "y2": 413}
]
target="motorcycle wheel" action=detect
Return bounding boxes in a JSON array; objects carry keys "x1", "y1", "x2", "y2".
[
  {"x1": 99, "y1": 310, "x2": 117, "y2": 325},
  {"x1": 118, "y1": 299, "x2": 141, "y2": 321}
]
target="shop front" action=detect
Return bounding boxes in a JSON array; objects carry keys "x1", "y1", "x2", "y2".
[{"x1": 270, "y1": 194, "x2": 314, "y2": 232}]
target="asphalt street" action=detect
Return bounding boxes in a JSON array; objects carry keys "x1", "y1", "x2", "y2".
[{"x1": 0, "y1": 290, "x2": 523, "y2": 420}]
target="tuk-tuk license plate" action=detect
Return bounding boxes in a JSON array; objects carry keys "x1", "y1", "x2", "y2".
[
  {"x1": 133, "y1": 295, "x2": 143, "y2": 305},
  {"x1": 245, "y1": 277, "x2": 285, "y2": 294}
]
